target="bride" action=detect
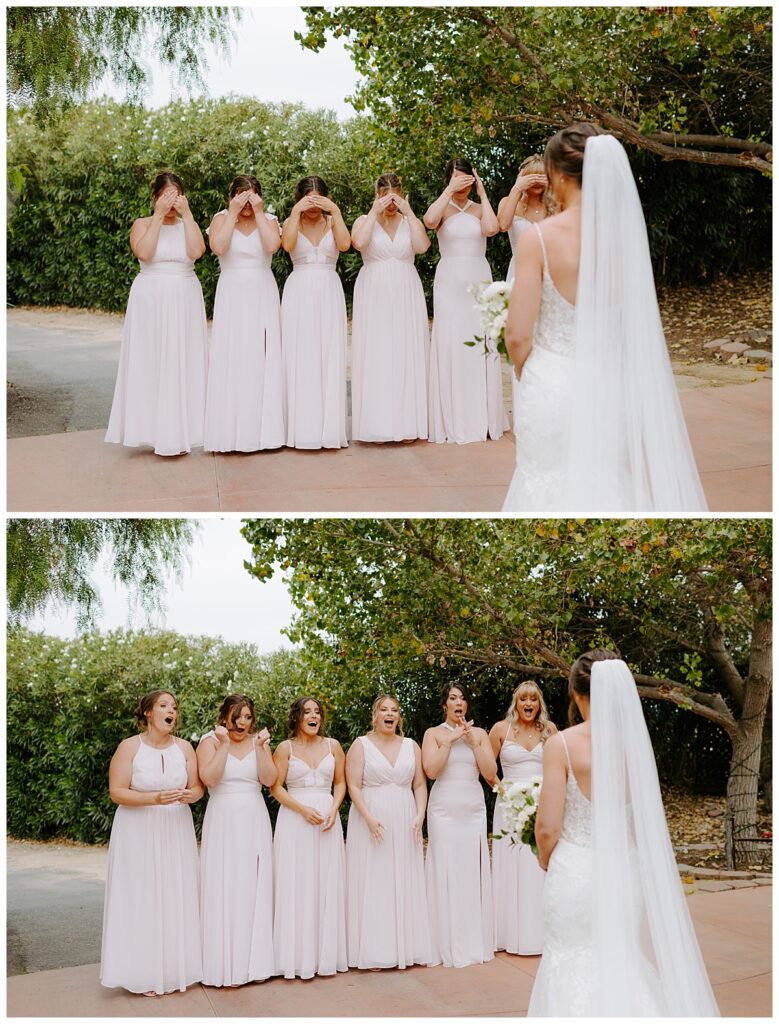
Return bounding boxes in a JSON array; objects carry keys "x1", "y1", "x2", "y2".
[
  {"x1": 528, "y1": 650, "x2": 719, "y2": 1017},
  {"x1": 503, "y1": 124, "x2": 708, "y2": 514}
]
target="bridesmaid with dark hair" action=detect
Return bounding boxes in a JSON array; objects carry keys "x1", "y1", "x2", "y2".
[
  {"x1": 424, "y1": 158, "x2": 508, "y2": 445},
  {"x1": 106, "y1": 170, "x2": 209, "y2": 456},
  {"x1": 350, "y1": 173, "x2": 430, "y2": 443},
  {"x1": 422, "y1": 680, "x2": 497, "y2": 968},
  {"x1": 101, "y1": 690, "x2": 203, "y2": 995},
  {"x1": 197, "y1": 694, "x2": 277, "y2": 987},
  {"x1": 204, "y1": 174, "x2": 285, "y2": 452},
  {"x1": 280, "y1": 176, "x2": 350, "y2": 449},
  {"x1": 270, "y1": 696, "x2": 347, "y2": 979}
]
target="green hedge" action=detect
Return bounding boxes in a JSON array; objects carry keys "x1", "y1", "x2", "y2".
[{"x1": 8, "y1": 98, "x2": 770, "y2": 318}]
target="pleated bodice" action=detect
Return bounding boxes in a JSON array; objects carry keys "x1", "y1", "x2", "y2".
[
  {"x1": 361, "y1": 218, "x2": 416, "y2": 265},
  {"x1": 139, "y1": 220, "x2": 194, "y2": 276},
  {"x1": 359, "y1": 736, "x2": 415, "y2": 787}
]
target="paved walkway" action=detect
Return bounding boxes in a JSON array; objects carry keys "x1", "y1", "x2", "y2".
[{"x1": 5, "y1": 841, "x2": 772, "y2": 1017}]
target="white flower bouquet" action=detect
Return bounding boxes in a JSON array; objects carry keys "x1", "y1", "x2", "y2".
[
  {"x1": 466, "y1": 279, "x2": 513, "y2": 360},
  {"x1": 492, "y1": 774, "x2": 542, "y2": 855}
]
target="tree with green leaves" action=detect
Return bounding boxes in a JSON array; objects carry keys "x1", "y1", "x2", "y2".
[
  {"x1": 301, "y1": 7, "x2": 772, "y2": 174},
  {"x1": 7, "y1": 518, "x2": 196, "y2": 628},
  {"x1": 243, "y1": 518, "x2": 771, "y2": 855},
  {"x1": 6, "y1": 7, "x2": 238, "y2": 115}
]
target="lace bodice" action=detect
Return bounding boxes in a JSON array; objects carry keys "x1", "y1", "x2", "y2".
[
  {"x1": 286, "y1": 739, "x2": 335, "y2": 791},
  {"x1": 130, "y1": 737, "x2": 188, "y2": 792},
  {"x1": 499, "y1": 738, "x2": 544, "y2": 783},
  {"x1": 531, "y1": 223, "x2": 577, "y2": 358},
  {"x1": 558, "y1": 734, "x2": 592, "y2": 847},
  {"x1": 359, "y1": 735, "x2": 415, "y2": 787},
  {"x1": 201, "y1": 731, "x2": 262, "y2": 797},
  {"x1": 438, "y1": 201, "x2": 487, "y2": 261},
  {"x1": 361, "y1": 217, "x2": 416, "y2": 265},
  {"x1": 290, "y1": 223, "x2": 339, "y2": 269},
  {"x1": 139, "y1": 220, "x2": 194, "y2": 276},
  {"x1": 212, "y1": 212, "x2": 278, "y2": 271}
]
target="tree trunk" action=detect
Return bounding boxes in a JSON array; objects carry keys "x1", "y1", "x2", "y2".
[
  {"x1": 759, "y1": 693, "x2": 772, "y2": 814},
  {"x1": 727, "y1": 618, "x2": 772, "y2": 863}
]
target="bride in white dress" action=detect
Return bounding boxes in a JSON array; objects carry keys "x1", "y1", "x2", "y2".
[
  {"x1": 504, "y1": 125, "x2": 707, "y2": 514},
  {"x1": 528, "y1": 651, "x2": 720, "y2": 1017}
]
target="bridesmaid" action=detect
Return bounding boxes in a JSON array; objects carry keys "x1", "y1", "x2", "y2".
[
  {"x1": 345, "y1": 694, "x2": 431, "y2": 970},
  {"x1": 271, "y1": 697, "x2": 348, "y2": 979},
  {"x1": 489, "y1": 681, "x2": 557, "y2": 956},
  {"x1": 101, "y1": 690, "x2": 203, "y2": 995},
  {"x1": 105, "y1": 171, "x2": 208, "y2": 456},
  {"x1": 424, "y1": 158, "x2": 508, "y2": 445},
  {"x1": 204, "y1": 174, "x2": 284, "y2": 452},
  {"x1": 496, "y1": 156, "x2": 551, "y2": 283},
  {"x1": 197, "y1": 694, "x2": 277, "y2": 987},
  {"x1": 280, "y1": 176, "x2": 350, "y2": 449},
  {"x1": 422, "y1": 682, "x2": 497, "y2": 968},
  {"x1": 350, "y1": 174, "x2": 430, "y2": 443}
]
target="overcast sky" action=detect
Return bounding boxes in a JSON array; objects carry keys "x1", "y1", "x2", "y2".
[
  {"x1": 27, "y1": 519, "x2": 296, "y2": 653},
  {"x1": 98, "y1": 7, "x2": 360, "y2": 119}
]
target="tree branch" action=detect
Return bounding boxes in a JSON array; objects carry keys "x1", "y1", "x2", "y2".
[{"x1": 646, "y1": 132, "x2": 772, "y2": 156}]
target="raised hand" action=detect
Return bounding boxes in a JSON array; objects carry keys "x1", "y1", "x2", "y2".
[
  {"x1": 474, "y1": 171, "x2": 488, "y2": 197},
  {"x1": 255, "y1": 727, "x2": 271, "y2": 748},
  {"x1": 444, "y1": 721, "x2": 466, "y2": 744},
  {"x1": 311, "y1": 194, "x2": 338, "y2": 215},
  {"x1": 292, "y1": 195, "x2": 318, "y2": 218},
  {"x1": 155, "y1": 187, "x2": 178, "y2": 216},
  {"x1": 447, "y1": 171, "x2": 475, "y2": 196},
  {"x1": 214, "y1": 725, "x2": 230, "y2": 745},
  {"x1": 247, "y1": 191, "x2": 264, "y2": 212},
  {"x1": 515, "y1": 171, "x2": 547, "y2": 192},
  {"x1": 392, "y1": 192, "x2": 412, "y2": 216},
  {"x1": 228, "y1": 189, "x2": 253, "y2": 216},
  {"x1": 172, "y1": 193, "x2": 192, "y2": 217},
  {"x1": 461, "y1": 721, "x2": 479, "y2": 748}
]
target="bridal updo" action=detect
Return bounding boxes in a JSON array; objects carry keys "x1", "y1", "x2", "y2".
[
  {"x1": 568, "y1": 648, "x2": 621, "y2": 725},
  {"x1": 544, "y1": 123, "x2": 606, "y2": 185}
]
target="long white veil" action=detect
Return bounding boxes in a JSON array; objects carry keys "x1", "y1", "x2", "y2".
[
  {"x1": 566, "y1": 135, "x2": 708, "y2": 513},
  {"x1": 591, "y1": 659, "x2": 720, "y2": 1016}
]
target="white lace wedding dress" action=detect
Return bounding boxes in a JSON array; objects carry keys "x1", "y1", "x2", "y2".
[{"x1": 527, "y1": 733, "x2": 664, "y2": 1017}]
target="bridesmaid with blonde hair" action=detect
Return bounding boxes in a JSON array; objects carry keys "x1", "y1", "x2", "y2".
[
  {"x1": 489, "y1": 680, "x2": 557, "y2": 956},
  {"x1": 204, "y1": 174, "x2": 284, "y2": 452},
  {"x1": 197, "y1": 694, "x2": 277, "y2": 987},
  {"x1": 280, "y1": 176, "x2": 350, "y2": 450},
  {"x1": 496, "y1": 155, "x2": 552, "y2": 283},
  {"x1": 345, "y1": 694, "x2": 431, "y2": 969},
  {"x1": 351, "y1": 174, "x2": 430, "y2": 443}
]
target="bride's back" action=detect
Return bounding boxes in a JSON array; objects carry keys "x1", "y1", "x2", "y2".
[
  {"x1": 538, "y1": 209, "x2": 581, "y2": 306},
  {"x1": 561, "y1": 722, "x2": 591, "y2": 800}
]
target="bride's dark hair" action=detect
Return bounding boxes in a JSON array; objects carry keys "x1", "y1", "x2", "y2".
[
  {"x1": 568, "y1": 648, "x2": 621, "y2": 725},
  {"x1": 544, "y1": 123, "x2": 607, "y2": 185}
]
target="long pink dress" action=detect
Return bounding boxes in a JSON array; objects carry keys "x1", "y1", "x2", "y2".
[
  {"x1": 281, "y1": 224, "x2": 348, "y2": 449},
  {"x1": 272, "y1": 739, "x2": 348, "y2": 979},
  {"x1": 200, "y1": 733, "x2": 274, "y2": 986},
  {"x1": 507, "y1": 215, "x2": 534, "y2": 283},
  {"x1": 492, "y1": 739, "x2": 545, "y2": 954},
  {"x1": 204, "y1": 213, "x2": 284, "y2": 452},
  {"x1": 426, "y1": 733, "x2": 494, "y2": 967},
  {"x1": 351, "y1": 218, "x2": 429, "y2": 441},
  {"x1": 346, "y1": 736, "x2": 431, "y2": 968},
  {"x1": 100, "y1": 738, "x2": 202, "y2": 994},
  {"x1": 428, "y1": 201, "x2": 508, "y2": 444},
  {"x1": 105, "y1": 220, "x2": 208, "y2": 456}
]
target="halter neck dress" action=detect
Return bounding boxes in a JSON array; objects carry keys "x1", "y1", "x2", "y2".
[
  {"x1": 105, "y1": 219, "x2": 208, "y2": 456},
  {"x1": 428, "y1": 200, "x2": 509, "y2": 444}
]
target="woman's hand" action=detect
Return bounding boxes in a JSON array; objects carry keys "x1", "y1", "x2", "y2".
[
  {"x1": 228, "y1": 189, "x2": 252, "y2": 216},
  {"x1": 247, "y1": 191, "x2": 264, "y2": 212},
  {"x1": 392, "y1": 192, "x2": 412, "y2": 216},
  {"x1": 321, "y1": 807, "x2": 339, "y2": 832},
  {"x1": 311, "y1": 194, "x2": 338, "y2": 215},
  {"x1": 156, "y1": 789, "x2": 185, "y2": 805},
  {"x1": 447, "y1": 171, "x2": 475, "y2": 196},
  {"x1": 172, "y1": 193, "x2": 192, "y2": 217},
  {"x1": 214, "y1": 725, "x2": 230, "y2": 745},
  {"x1": 444, "y1": 721, "x2": 466, "y2": 744},
  {"x1": 515, "y1": 172, "x2": 547, "y2": 192},
  {"x1": 461, "y1": 721, "x2": 479, "y2": 748},
  {"x1": 154, "y1": 188, "x2": 178, "y2": 216},
  {"x1": 366, "y1": 816, "x2": 385, "y2": 843},
  {"x1": 300, "y1": 805, "x2": 325, "y2": 826},
  {"x1": 292, "y1": 195, "x2": 318, "y2": 218},
  {"x1": 176, "y1": 788, "x2": 199, "y2": 804},
  {"x1": 474, "y1": 171, "x2": 488, "y2": 198},
  {"x1": 412, "y1": 813, "x2": 425, "y2": 844},
  {"x1": 255, "y1": 727, "x2": 271, "y2": 748}
]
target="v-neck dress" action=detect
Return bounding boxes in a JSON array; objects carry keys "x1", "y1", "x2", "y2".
[
  {"x1": 272, "y1": 739, "x2": 347, "y2": 978},
  {"x1": 281, "y1": 222, "x2": 348, "y2": 449},
  {"x1": 351, "y1": 217, "x2": 429, "y2": 442},
  {"x1": 199, "y1": 732, "x2": 274, "y2": 986},
  {"x1": 492, "y1": 737, "x2": 545, "y2": 954},
  {"x1": 345, "y1": 736, "x2": 431, "y2": 968}
]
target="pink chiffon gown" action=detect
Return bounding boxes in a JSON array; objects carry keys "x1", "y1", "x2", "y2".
[
  {"x1": 100, "y1": 738, "x2": 202, "y2": 994},
  {"x1": 425, "y1": 733, "x2": 494, "y2": 967},
  {"x1": 199, "y1": 733, "x2": 274, "y2": 986},
  {"x1": 346, "y1": 736, "x2": 431, "y2": 968},
  {"x1": 351, "y1": 218, "x2": 429, "y2": 441},
  {"x1": 281, "y1": 223, "x2": 348, "y2": 449},
  {"x1": 428, "y1": 200, "x2": 508, "y2": 444},
  {"x1": 105, "y1": 220, "x2": 208, "y2": 455},
  {"x1": 492, "y1": 739, "x2": 545, "y2": 954},
  {"x1": 203, "y1": 213, "x2": 285, "y2": 452},
  {"x1": 506, "y1": 215, "x2": 534, "y2": 283},
  {"x1": 272, "y1": 739, "x2": 348, "y2": 979}
]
